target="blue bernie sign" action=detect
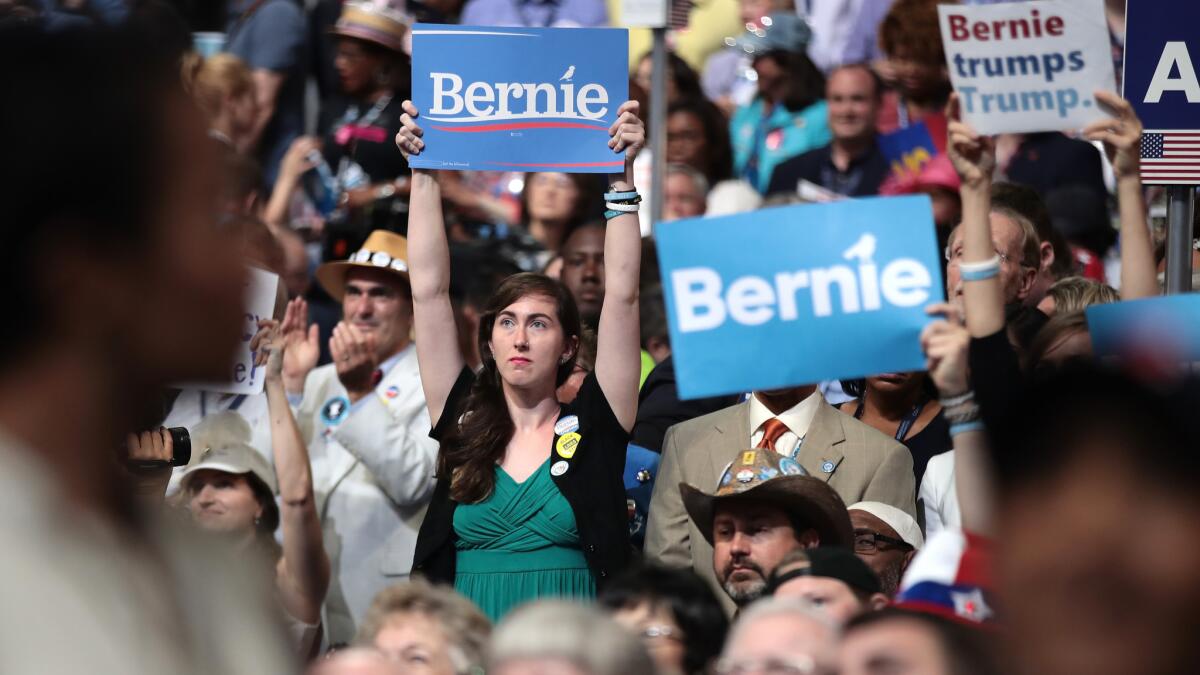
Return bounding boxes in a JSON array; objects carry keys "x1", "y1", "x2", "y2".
[
  {"x1": 410, "y1": 25, "x2": 629, "y2": 173},
  {"x1": 1124, "y1": 0, "x2": 1200, "y2": 132},
  {"x1": 1087, "y1": 294, "x2": 1200, "y2": 363},
  {"x1": 656, "y1": 196, "x2": 945, "y2": 400}
]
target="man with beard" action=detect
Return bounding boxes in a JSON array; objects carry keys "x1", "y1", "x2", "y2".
[
  {"x1": 280, "y1": 229, "x2": 439, "y2": 644},
  {"x1": 679, "y1": 449, "x2": 854, "y2": 612},
  {"x1": 647, "y1": 384, "x2": 915, "y2": 612},
  {"x1": 848, "y1": 501, "x2": 922, "y2": 597},
  {"x1": 559, "y1": 221, "x2": 605, "y2": 330}
]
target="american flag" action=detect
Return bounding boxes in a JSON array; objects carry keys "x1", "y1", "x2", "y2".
[
  {"x1": 669, "y1": 0, "x2": 692, "y2": 29},
  {"x1": 1140, "y1": 131, "x2": 1200, "y2": 185}
]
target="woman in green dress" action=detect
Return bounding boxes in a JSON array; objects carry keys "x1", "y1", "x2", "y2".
[{"x1": 399, "y1": 98, "x2": 646, "y2": 620}]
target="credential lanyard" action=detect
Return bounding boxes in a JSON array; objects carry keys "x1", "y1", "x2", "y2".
[{"x1": 854, "y1": 398, "x2": 925, "y2": 442}]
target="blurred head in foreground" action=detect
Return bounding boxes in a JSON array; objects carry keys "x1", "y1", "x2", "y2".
[
  {"x1": 0, "y1": 24, "x2": 244, "y2": 490},
  {"x1": 989, "y1": 367, "x2": 1200, "y2": 675},
  {"x1": 356, "y1": 578, "x2": 491, "y2": 675},
  {"x1": 488, "y1": 601, "x2": 655, "y2": 675}
]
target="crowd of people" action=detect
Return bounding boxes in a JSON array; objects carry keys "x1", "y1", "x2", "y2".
[{"x1": 5, "y1": 0, "x2": 1199, "y2": 673}]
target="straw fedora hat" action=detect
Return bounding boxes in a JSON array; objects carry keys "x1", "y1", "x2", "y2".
[
  {"x1": 315, "y1": 229, "x2": 411, "y2": 301},
  {"x1": 330, "y1": 0, "x2": 410, "y2": 55},
  {"x1": 681, "y1": 448, "x2": 854, "y2": 549}
]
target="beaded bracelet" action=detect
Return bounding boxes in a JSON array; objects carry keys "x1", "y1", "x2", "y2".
[
  {"x1": 943, "y1": 400, "x2": 981, "y2": 425},
  {"x1": 939, "y1": 390, "x2": 974, "y2": 408}
]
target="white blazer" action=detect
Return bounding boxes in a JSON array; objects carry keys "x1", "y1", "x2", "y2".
[
  {"x1": 920, "y1": 450, "x2": 960, "y2": 538},
  {"x1": 293, "y1": 344, "x2": 438, "y2": 644}
]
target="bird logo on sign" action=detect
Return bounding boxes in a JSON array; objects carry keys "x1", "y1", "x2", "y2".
[{"x1": 560, "y1": 65, "x2": 575, "y2": 82}]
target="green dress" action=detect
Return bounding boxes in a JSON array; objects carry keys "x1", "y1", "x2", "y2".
[{"x1": 452, "y1": 458, "x2": 596, "y2": 621}]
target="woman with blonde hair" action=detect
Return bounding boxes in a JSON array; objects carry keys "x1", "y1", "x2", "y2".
[
  {"x1": 181, "y1": 51, "x2": 257, "y2": 152},
  {"x1": 357, "y1": 578, "x2": 491, "y2": 675}
]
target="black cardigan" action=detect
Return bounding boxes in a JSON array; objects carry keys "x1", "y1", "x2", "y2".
[{"x1": 411, "y1": 368, "x2": 633, "y2": 587}]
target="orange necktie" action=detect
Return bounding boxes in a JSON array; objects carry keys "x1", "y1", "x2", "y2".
[{"x1": 756, "y1": 418, "x2": 790, "y2": 453}]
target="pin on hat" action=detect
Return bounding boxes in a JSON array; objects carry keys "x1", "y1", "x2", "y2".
[
  {"x1": 316, "y1": 230, "x2": 411, "y2": 301},
  {"x1": 681, "y1": 449, "x2": 854, "y2": 548}
]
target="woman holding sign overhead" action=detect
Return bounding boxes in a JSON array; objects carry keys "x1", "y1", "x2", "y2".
[{"x1": 398, "y1": 99, "x2": 645, "y2": 620}]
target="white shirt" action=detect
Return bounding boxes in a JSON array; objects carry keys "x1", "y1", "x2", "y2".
[
  {"x1": 920, "y1": 451, "x2": 961, "y2": 538},
  {"x1": 748, "y1": 390, "x2": 824, "y2": 458}
]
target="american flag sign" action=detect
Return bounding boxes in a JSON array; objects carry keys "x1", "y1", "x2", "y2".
[{"x1": 1140, "y1": 131, "x2": 1200, "y2": 185}]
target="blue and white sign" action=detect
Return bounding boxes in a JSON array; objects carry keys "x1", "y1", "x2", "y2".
[
  {"x1": 1124, "y1": 0, "x2": 1200, "y2": 185},
  {"x1": 1087, "y1": 294, "x2": 1200, "y2": 363},
  {"x1": 937, "y1": 0, "x2": 1116, "y2": 135},
  {"x1": 657, "y1": 197, "x2": 945, "y2": 400},
  {"x1": 1124, "y1": 0, "x2": 1200, "y2": 132},
  {"x1": 410, "y1": 25, "x2": 629, "y2": 173}
]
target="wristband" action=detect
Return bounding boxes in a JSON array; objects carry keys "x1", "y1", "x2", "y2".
[
  {"x1": 604, "y1": 190, "x2": 640, "y2": 202},
  {"x1": 950, "y1": 420, "x2": 985, "y2": 436},
  {"x1": 957, "y1": 255, "x2": 1001, "y2": 282},
  {"x1": 604, "y1": 209, "x2": 624, "y2": 220},
  {"x1": 605, "y1": 200, "x2": 640, "y2": 212}
]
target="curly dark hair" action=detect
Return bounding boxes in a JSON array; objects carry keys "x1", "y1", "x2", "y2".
[
  {"x1": 439, "y1": 273, "x2": 582, "y2": 503},
  {"x1": 668, "y1": 97, "x2": 734, "y2": 184},
  {"x1": 599, "y1": 563, "x2": 729, "y2": 675}
]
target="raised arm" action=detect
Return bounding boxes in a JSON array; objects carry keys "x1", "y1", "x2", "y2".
[
  {"x1": 946, "y1": 94, "x2": 1005, "y2": 338},
  {"x1": 264, "y1": 136, "x2": 322, "y2": 229},
  {"x1": 395, "y1": 101, "x2": 465, "y2": 427},
  {"x1": 595, "y1": 101, "x2": 646, "y2": 432},
  {"x1": 253, "y1": 314, "x2": 330, "y2": 626},
  {"x1": 921, "y1": 303, "x2": 993, "y2": 535},
  {"x1": 1084, "y1": 91, "x2": 1158, "y2": 300}
]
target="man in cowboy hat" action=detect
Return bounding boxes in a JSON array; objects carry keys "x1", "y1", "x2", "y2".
[
  {"x1": 680, "y1": 449, "x2": 854, "y2": 613},
  {"x1": 280, "y1": 229, "x2": 438, "y2": 644}
]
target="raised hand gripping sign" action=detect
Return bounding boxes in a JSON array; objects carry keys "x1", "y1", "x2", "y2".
[
  {"x1": 410, "y1": 25, "x2": 629, "y2": 173},
  {"x1": 657, "y1": 197, "x2": 945, "y2": 400}
]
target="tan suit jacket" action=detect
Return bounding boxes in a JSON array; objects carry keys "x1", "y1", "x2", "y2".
[{"x1": 644, "y1": 397, "x2": 915, "y2": 609}]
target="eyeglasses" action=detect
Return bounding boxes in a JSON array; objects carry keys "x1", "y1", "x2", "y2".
[
  {"x1": 944, "y1": 246, "x2": 1035, "y2": 270},
  {"x1": 715, "y1": 655, "x2": 820, "y2": 675},
  {"x1": 639, "y1": 625, "x2": 684, "y2": 642},
  {"x1": 854, "y1": 529, "x2": 914, "y2": 555}
]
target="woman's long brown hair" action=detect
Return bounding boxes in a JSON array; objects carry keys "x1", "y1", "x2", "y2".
[{"x1": 439, "y1": 273, "x2": 582, "y2": 503}]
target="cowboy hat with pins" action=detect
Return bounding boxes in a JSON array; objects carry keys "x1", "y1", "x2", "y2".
[{"x1": 681, "y1": 448, "x2": 854, "y2": 549}]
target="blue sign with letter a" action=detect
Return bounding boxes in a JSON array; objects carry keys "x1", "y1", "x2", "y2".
[
  {"x1": 657, "y1": 197, "x2": 945, "y2": 400},
  {"x1": 1124, "y1": 0, "x2": 1200, "y2": 131},
  {"x1": 410, "y1": 25, "x2": 629, "y2": 173}
]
